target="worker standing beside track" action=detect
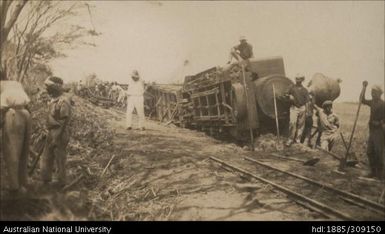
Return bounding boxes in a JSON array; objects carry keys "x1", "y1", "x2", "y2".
[
  {"x1": 40, "y1": 76, "x2": 72, "y2": 188},
  {"x1": 126, "y1": 70, "x2": 145, "y2": 131},
  {"x1": 282, "y1": 74, "x2": 310, "y2": 147},
  {"x1": 360, "y1": 82, "x2": 385, "y2": 180}
]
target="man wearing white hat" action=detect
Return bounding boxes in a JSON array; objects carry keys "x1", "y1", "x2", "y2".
[
  {"x1": 284, "y1": 74, "x2": 310, "y2": 146},
  {"x1": 360, "y1": 81, "x2": 384, "y2": 180},
  {"x1": 126, "y1": 70, "x2": 145, "y2": 130},
  {"x1": 228, "y1": 36, "x2": 254, "y2": 64}
]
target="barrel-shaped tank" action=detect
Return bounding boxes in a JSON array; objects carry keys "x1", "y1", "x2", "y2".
[{"x1": 308, "y1": 73, "x2": 341, "y2": 107}]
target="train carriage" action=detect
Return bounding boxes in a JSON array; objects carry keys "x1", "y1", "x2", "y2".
[
  {"x1": 145, "y1": 56, "x2": 294, "y2": 140},
  {"x1": 144, "y1": 84, "x2": 183, "y2": 124}
]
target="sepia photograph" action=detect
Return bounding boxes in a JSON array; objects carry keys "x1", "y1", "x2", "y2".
[{"x1": 0, "y1": 0, "x2": 384, "y2": 224}]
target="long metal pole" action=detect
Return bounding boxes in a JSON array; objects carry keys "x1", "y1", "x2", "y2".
[
  {"x1": 339, "y1": 132, "x2": 349, "y2": 151},
  {"x1": 340, "y1": 85, "x2": 365, "y2": 169},
  {"x1": 272, "y1": 84, "x2": 280, "y2": 141},
  {"x1": 240, "y1": 63, "x2": 254, "y2": 151}
]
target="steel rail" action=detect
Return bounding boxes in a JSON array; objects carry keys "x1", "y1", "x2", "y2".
[
  {"x1": 209, "y1": 156, "x2": 356, "y2": 221},
  {"x1": 244, "y1": 157, "x2": 385, "y2": 214},
  {"x1": 83, "y1": 93, "x2": 382, "y2": 217}
]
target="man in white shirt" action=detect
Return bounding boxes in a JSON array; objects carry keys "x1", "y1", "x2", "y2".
[{"x1": 126, "y1": 70, "x2": 145, "y2": 130}]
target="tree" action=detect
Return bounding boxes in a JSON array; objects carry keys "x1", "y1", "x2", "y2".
[
  {"x1": 2, "y1": 1, "x2": 100, "y2": 82},
  {"x1": 0, "y1": 0, "x2": 29, "y2": 78}
]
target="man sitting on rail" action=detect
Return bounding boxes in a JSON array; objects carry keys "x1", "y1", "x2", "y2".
[{"x1": 314, "y1": 100, "x2": 340, "y2": 152}]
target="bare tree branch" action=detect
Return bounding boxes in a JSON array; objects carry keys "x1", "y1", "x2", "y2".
[
  {"x1": 3, "y1": 0, "x2": 98, "y2": 82},
  {"x1": 1, "y1": 0, "x2": 28, "y2": 46}
]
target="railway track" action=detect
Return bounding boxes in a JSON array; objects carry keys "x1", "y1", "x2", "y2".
[
  {"x1": 210, "y1": 156, "x2": 385, "y2": 221},
  {"x1": 80, "y1": 92, "x2": 385, "y2": 220}
]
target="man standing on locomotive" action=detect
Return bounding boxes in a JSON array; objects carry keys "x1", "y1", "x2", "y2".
[
  {"x1": 360, "y1": 81, "x2": 384, "y2": 180},
  {"x1": 283, "y1": 74, "x2": 310, "y2": 147},
  {"x1": 126, "y1": 70, "x2": 145, "y2": 131},
  {"x1": 228, "y1": 36, "x2": 253, "y2": 65}
]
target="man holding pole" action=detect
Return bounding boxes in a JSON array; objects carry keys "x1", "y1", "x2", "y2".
[{"x1": 360, "y1": 81, "x2": 384, "y2": 180}]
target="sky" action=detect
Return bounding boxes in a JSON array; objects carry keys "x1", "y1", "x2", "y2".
[{"x1": 49, "y1": 1, "x2": 384, "y2": 102}]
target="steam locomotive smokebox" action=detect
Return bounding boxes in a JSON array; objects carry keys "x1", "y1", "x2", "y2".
[
  {"x1": 253, "y1": 75, "x2": 293, "y2": 119},
  {"x1": 308, "y1": 73, "x2": 341, "y2": 107}
]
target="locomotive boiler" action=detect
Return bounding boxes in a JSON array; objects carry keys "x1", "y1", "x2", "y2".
[{"x1": 145, "y1": 56, "x2": 294, "y2": 140}]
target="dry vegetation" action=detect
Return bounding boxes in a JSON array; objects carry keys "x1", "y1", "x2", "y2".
[
  {"x1": 0, "y1": 97, "x2": 382, "y2": 221},
  {"x1": 332, "y1": 102, "x2": 371, "y2": 163}
]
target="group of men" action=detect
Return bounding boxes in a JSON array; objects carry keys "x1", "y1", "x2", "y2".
[
  {"x1": 78, "y1": 80, "x2": 126, "y2": 107},
  {"x1": 228, "y1": 36, "x2": 341, "y2": 151},
  {"x1": 229, "y1": 36, "x2": 384, "y2": 180},
  {"x1": 108, "y1": 82, "x2": 126, "y2": 107},
  {"x1": 0, "y1": 36, "x2": 383, "y2": 195},
  {"x1": 283, "y1": 74, "x2": 384, "y2": 180},
  {"x1": 283, "y1": 74, "x2": 340, "y2": 151},
  {"x1": 0, "y1": 72, "x2": 72, "y2": 192},
  {"x1": 77, "y1": 70, "x2": 147, "y2": 130},
  {"x1": 0, "y1": 68, "x2": 147, "y2": 193}
]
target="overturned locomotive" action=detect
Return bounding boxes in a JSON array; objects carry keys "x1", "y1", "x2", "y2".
[{"x1": 145, "y1": 57, "x2": 294, "y2": 140}]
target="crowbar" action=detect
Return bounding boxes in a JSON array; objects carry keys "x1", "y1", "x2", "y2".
[
  {"x1": 316, "y1": 146, "x2": 358, "y2": 167},
  {"x1": 270, "y1": 153, "x2": 320, "y2": 166}
]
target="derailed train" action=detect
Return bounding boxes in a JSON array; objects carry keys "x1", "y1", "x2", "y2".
[
  {"x1": 77, "y1": 56, "x2": 341, "y2": 140},
  {"x1": 145, "y1": 57, "x2": 294, "y2": 140}
]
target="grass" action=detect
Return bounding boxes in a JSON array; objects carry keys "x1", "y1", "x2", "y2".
[{"x1": 331, "y1": 102, "x2": 371, "y2": 162}]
